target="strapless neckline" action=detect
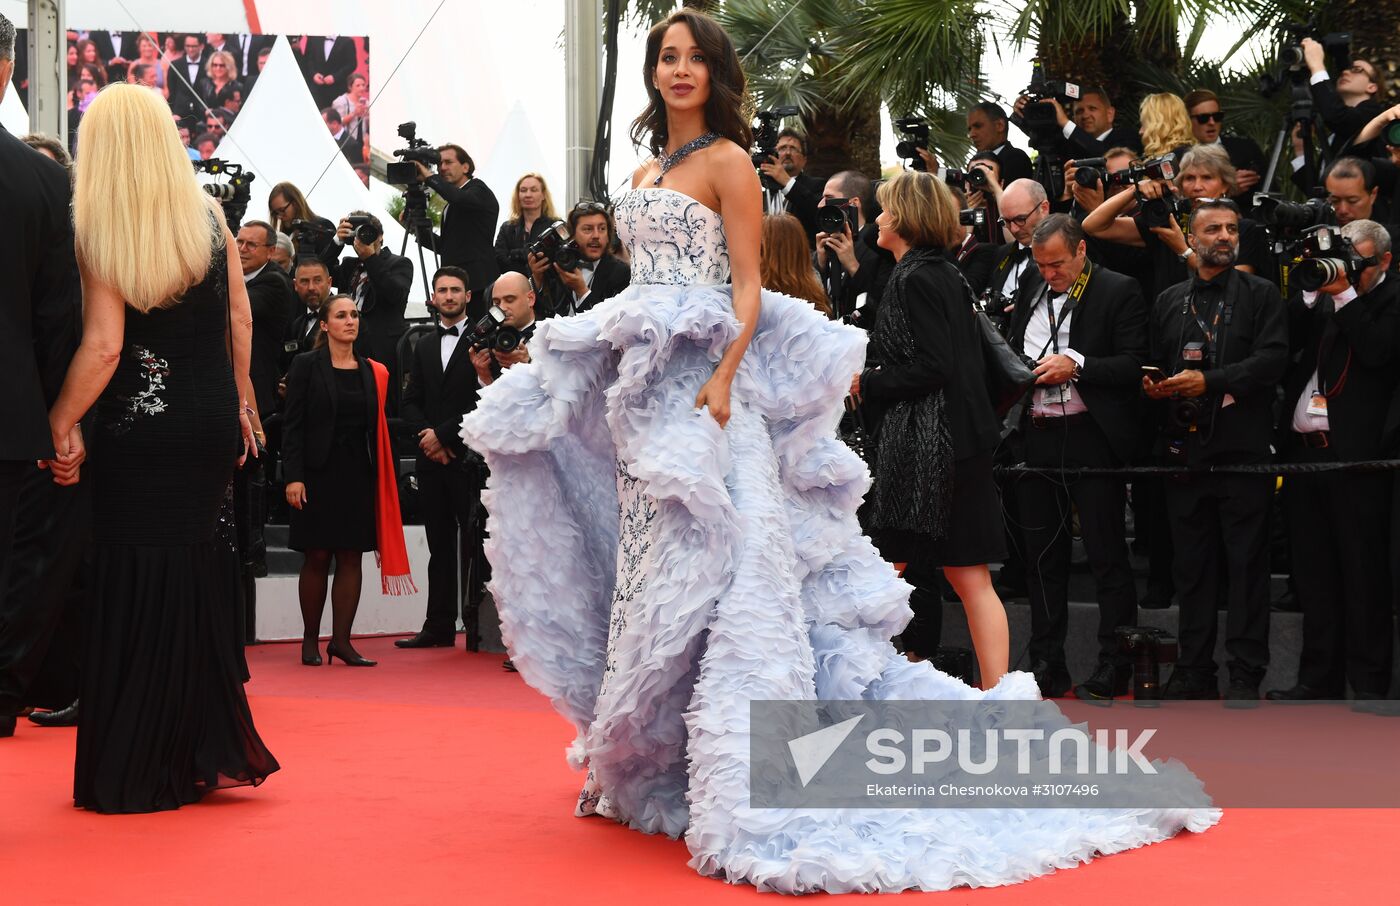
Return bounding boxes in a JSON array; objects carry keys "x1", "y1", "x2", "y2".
[{"x1": 628, "y1": 186, "x2": 722, "y2": 221}]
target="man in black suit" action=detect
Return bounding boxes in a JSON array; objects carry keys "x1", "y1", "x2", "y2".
[
  {"x1": 298, "y1": 34, "x2": 357, "y2": 111},
  {"x1": 1270, "y1": 220, "x2": 1399, "y2": 706},
  {"x1": 1144, "y1": 200, "x2": 1288, "y2": 703},
  {"x1": 759, "y1": 128, "x2": 824, "y2": 245},
  {"x1": 529, "y1": 202, "x2": 631, "y2": 319},
  {"x1": 238, "y1": 221, "x2": 297, "y2": 418},
  {"x1": 282, "y1": 258, "x2": 333, "y2": 374},
  {"x1": 1014, "y1": 86, "x2": 1141, "y2": 164},
  {"x1": 397, "y1": 266, "x2": 490, "y2": 649},
  {"x1": 968, "y1": 102, "x2": 1033, "y2": 186},
  {"x1": 986, "y1": 179, "x2": 1051, "y2": 332},
  {"x1": 1184, "y1": 89, "x2": 1267, "y2": 209},
  {"x1": 1303, "y1": 39, "x2": 1387, "y2": 160},
  {"x1": 167, "y1": 33, "x2": 208, "y2": 120},
  {"x1": 814, "y1": 170, "x2": 896, "y2": 326},
  {"x1": 334, "y1": 211, "x2": 413, "y2": 412},
  {"x1": 88, "y1": 29, "x2": 140, "y2": 82},
  {"x1": 0, "y1": 14, "x2": 84, "y2": 738},
  {"x1": 234, "y1": 34, "x2": 277, "y2": 80},
  {"x1": 416, "y1": 145, "x2": 500, "y2": 309},
  {"x1": 322, "y1": 106, "x2": 362, "y2": 167},
  {"x1": 1009, "y1": 213, "x2": 1147, "y2": 701}
]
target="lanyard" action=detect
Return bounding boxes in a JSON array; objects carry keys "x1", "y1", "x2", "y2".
[
  {"x1": 1036, "y1": 261, "x2": 1092, "y2": 357},
  {"x1": 1187, "y1": 291, "x2": 1223, "y2": 352}
]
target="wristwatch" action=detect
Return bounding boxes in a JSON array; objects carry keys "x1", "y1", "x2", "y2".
[{"x1": 1178, "y1": 247, "x2": 1196, "y2": 261}]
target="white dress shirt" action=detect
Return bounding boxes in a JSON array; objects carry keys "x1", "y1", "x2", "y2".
[
  {"x1": 1000, "y1": 245, "x2": 1031, "y2": 299},
  {"x1": 1022, "y1": 288, "x2": 1087, "y2": 417},
  {"x1": 1290, "y1": 278, "x2": 1373, "y2": 433},
  {"x1": 438, "y1": 318, "x2": 465, "y2": 371}
]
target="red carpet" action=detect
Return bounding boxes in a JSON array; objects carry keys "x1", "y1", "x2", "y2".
[{"x1": 2, "y1": 636, "x2": 1394, "y2": 903}]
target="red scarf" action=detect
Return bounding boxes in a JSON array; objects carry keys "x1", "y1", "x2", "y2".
[{"x1": 369, "y1": 360, "x2": 417, "y2": 595}]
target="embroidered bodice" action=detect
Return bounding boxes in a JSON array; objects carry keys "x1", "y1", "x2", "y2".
[{"x1": 613, "y1": 187, "x2": 730, "y2": 286}]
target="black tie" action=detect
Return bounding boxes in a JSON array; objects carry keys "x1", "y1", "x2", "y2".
[{"x1": 439, "y1": 325, "x2": 459, "y2": 337}]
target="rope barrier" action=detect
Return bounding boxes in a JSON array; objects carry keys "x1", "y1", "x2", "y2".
[{"x1": 993, "y1": 460, "x2": 1400, "y2": 478}]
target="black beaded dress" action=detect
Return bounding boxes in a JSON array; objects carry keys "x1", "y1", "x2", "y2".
[{"x1": 74, "y1": 229, "x2": 280, "y2": 813}]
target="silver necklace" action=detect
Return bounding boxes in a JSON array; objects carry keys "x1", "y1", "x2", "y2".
[{"x1": 653, "y1": 131, "x2": 720, "y2": 186}]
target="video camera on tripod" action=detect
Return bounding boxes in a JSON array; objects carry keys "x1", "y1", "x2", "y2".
[
  {"x1": 1020, "y1": 60, "x2": 1082, "y2": 200},
  {"x1": 386, "y1": 121, "x2": 440, "y2": 301},
  {"x1": 893, "y1": 117, "x2": 930, "y2": 171},
  {"x1": 386, "y1": 121, "x2": 441, "y2": 187},
  {"x1": 193, "y1": 158, "x2": 255, "y2": 232},
  {"x1": 1257, "y1": 20, "x2": 1352, "y2": 194},
  {"x1": 751, "y1": 106, "x2": 800, "y2": 191}
]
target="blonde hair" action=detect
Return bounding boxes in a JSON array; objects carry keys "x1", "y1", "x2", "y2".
[
  {"x1": 760, "y1": 214, "x2": 831, "y2": 316},
  {"x1": 876, "y1": 170, "x2": 961, "y2": 250},
  {"x1": 510, "y1": 172, "x2": 558, "y2": 222},
  {"x1": 1138, "y1": 93, "x2": 1195, "y2": 159},
  {"x1": 205, "y1": 49, "x2": 236, "y2": 82},
  {"x1": 74, "y1": 84, "x2": 222, "y2": 313}
]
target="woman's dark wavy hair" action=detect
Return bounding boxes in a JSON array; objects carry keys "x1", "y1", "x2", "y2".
[{"x1": 630, "y1": 8, "x2": 752, "y2": 158}]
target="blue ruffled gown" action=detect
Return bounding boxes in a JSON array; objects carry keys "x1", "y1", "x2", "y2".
[{"x1": 460, "y1": 187, "x2": 1220, "y2": 893}]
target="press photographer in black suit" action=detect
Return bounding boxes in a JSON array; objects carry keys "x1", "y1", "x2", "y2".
[
  {"x1": 334, "y1": 211, "x2": 412, "y2": 412},
  {"x1": 1008, "y1": 214, "x2": 1147, "y2": 702},
  {"x1": 814, "y1": 170, "x2": 897, "y2": 321},
  {"x1": 1014, "y1": 86, "x2": 1141, "y2": 162},
  {"x1": 968, "y1": 102, "x2": 1034, "y2": 186},
  {"x1": 416, "y1": 145, "x2": 500, "y2": 305},
  {"x1": 1270, "y1": 220, "x2": 1399, "y2": 706},
  {"x1": 0, "y1": 14, "x2": 84, "y2": 738},
  {"x1": 397, "y1": 267, "x2": 487, "y2": 649},
  {"x1": 238, "y1": 220, "x2": 297, "y2": 418},
  {"x1": 1302, "y1": 39, "x2": 1387, "y2": 159},
  {"x1": 1143, "y1": 199, "x2": 1288, "y2": 703},
  {"x1": 758, "y1": 128, "x2": 824, "y2": 244},
  {"x1": 529, "y1": 202, "x2": 631, "y2": 319},
  {"x1": 985, "y1": 178, "x2": 1051, "y2": 333}
]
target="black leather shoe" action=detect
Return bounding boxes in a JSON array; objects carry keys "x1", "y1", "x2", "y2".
[
  {"x1": 395, "y1": 632, "x2": 456, "y2": 649},
  {"x1": 1138, "y1": 586, "x2": 1174, "y2": 610},
  {"x1": 326, "y1": 643, "x2": 377, "y2": 667},
  {"x1": 1075, "y1": 661, "x2": 1131, "y2": 703},
  {"x1": 993, "y1": 567, "x2": 1027, "y2": 599},
  {"x1": 27, "y1": 700, "x2": 79, "y2": 727},
  {"x1": 1030, "y1": 660, "x2": 1071, "y2": 698},
  {"x1": 502, "y1": 658, "x2": 518, "y2": 673},
  {"x1": 1223, "y1": 677, "x2": 1260, "y2": 709},
  {"x1": 0, "y1": 715, "x2": 15, "y2": 738},
  {"x1": 1265, "y1": 684, "x2": 1342, "y2": 702},
  {"x1": 1162, "y1": 670, "x2": 1220, "y2": 700}
]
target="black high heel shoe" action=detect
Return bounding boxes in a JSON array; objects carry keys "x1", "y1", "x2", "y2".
[
  {"x1": 326, "y1": 642, "x2": 377, "y2": 667},
  {"x1": 302, "y1": 639, "x2": 323, "y2": 666}
]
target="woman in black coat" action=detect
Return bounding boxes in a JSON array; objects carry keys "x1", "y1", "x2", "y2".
[
  {"x1": 282, "y1": 295, "x2": 382, "y2": 667},
  {"x1": 493, "y1": 172, "x2": 559, "y2": 276},
  {"x1": 853, "y1": 170, "x2": 1009, "y2": 687}
]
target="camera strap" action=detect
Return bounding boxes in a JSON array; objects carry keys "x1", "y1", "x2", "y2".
[{"x1": 1037, "y1": 261, "x2": 1092, "y2": 357}]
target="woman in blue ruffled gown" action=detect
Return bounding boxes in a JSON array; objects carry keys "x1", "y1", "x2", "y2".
[{"x1": 461, "y1": 7, "x2": 1219, "y2": 894}]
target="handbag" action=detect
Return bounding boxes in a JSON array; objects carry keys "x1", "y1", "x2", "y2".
[{"x1": 975, "y1": 308, "x2": 1036, "y2": 418}]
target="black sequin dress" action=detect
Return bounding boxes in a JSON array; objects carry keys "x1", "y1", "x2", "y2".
[{"x1": 74, "y1": 230, "x2": 280, "y2": 813}]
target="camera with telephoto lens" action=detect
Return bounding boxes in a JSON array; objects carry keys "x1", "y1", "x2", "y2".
[
  {"x1": 468, "y1": 306, "x2": 524, "y2": 353},
  {"x1": 1291, "y1": 225, "x2": 1377, "y2": 292},
  {"x1": 750, "y1": 106, "x2": 801, "y2": 189},
  {"x1": 944, "y1": 167, "x2": 990, "y2": 191},
  {"x1": 818, "y1": 198, "x2": 857, "y2": 235},
  {"x1": 1074, "y1": 155, "x2": 1175, "y2": 190},
  {"x1": 959, "y1": 207, "x2": 988, "y2": 229},
  {"x1": 1138, "y1": 189, "x2": 1191, "y2": 231},
  {"x1": 288, "y1": 219, "x2": 334, "y2": 259},
  {"x1": 1116, "y1": 626, "x2": 1178, "y2": 706},
  {"x1": 1166, "y1": 340, "x2": 1210, "y2": 430},
  {"x1": 344, "y1": 215, "x2": 382, "y2": 246},
  {"x1": 1253, "y1": 193, "x2": 1332, "y2": 240},
  {"x1": 893, "y1": 117, "x2": 930, "y2": 171},
  {"x1": 386, "y1": 121, "x2": 441, "y2": 186},
  {"x1": 193, "y1": 158, "x2": 255, "y2": 232}
]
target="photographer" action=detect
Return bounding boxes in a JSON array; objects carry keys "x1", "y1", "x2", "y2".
[
  {"x1": 814, "y1": 169, "x2": 894, "y2": 322},
  {"x1": 983, "y1": 178, "x2": 1051, "y2": 332},
  {"x1": 1301, "y1": 39, "x2": 1387, "y2": 159},
  {"x1": 416, "y1": 144, "x2": 501, "y2": 302},
  {"x1": 1008, "y1": 214, "x2": 1148, "y2": 702},
  {"x1": 1271, "y1": 220, "x2": 1399, "y2": 706},
  {"x1": 757, "y1": 128, "x2": 823, "y2": 244},
  {"x1": 494, "y1": 173, "x2": 559, "y2": 277},
  {"x1": 1082, "y1": 144, "x2": 1273, "y2": 307},
  {"x1": 473, "y1": 272, "x2": 538, "y2": 387},
  {"x1": 944, "y1": 187, "x2": 1000, "y2": 298},
  {"x1": 1014, "y1": 86, "x2": 1140, "y2": 161},
  {"x1": 335, "y1": 211, "x2": 412, "y2": 411},
  {"x1": 1322, "y1": 157, "x2": 1395, "y2": 234},
  {"x1": 397, "y1": 266, "x2": 487, "y2": 650},
  {"x1": 268, "y1": 181, "x2": 341, "y2": 272},
  {"x1": 967, "y1": 102, "x2": 1033, "y2": 185},
  {"x1": 1143, "y1": 199, "x2": 1288, "y2": 703},
  {"x1": 528, "y1": 201, "x2": 630, "y2": 319}
]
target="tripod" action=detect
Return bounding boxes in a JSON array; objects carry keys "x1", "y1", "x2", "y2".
[
  {"x1": 1261, "y1": 82, "x2": 1325, "y2": 197},
  {"x1": 399, "y1": 183, "x2": 439, "y2": 304}
]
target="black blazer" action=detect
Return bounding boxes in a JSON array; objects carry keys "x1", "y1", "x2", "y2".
[
  {"x1": 1311, "y1": 81, "x2": 1387, "y2": 159},
  {"x1": 281, "y1": 347, "x2": 380, "y2": 483},
  {"x1": 280, "y1": 305, "x2": 321, "y2": 376},
  {"x1": 1219, "y1": 135, "x2": 1268, "y2": 208},
  {"x1": 1064, "y1": 123, "x2": 1142, "y2": 159},
  {"x1": 984, "y1": 243, "x2": 1044, "y2": 333},
  {"x1": 298, "y1": 35, "x2": 358, "y2": 109},
  {"x1": 0, "y1": 128, "x2": 80, "y2": 460},
  {"x1": 400, "y1": 326, "x2": 484, "y2": 467},
  {"x1": 1007, "y1": 264, "x2": 1150, "y2": 462},
  {"x1": 337, "y1": 249, "x2": 413, "y2": 373},
  {"x1": 167, "y1": 56, "x2": 207, "y2": 119},
  {"x1": 1283, "y1": 276, "x2": 1400, "y2": 460},
  {"x1": 537, "y1": 254, "x2": 632, "y2": 319},
  {"x1": 782, "y1": 172, "x2": 826, "y2": 245},
  {"x1": 423, "y1": 175, "x2": 501, "y2": 297},
  {"x1": 247, "y1": 264, "x2": 297, "y2": 416},
  {"x1": 494, "y1": 217, "x2": 556, "y2": 276},
  {"x1": 89, "y1": 31, "x2": 142, "y2": 67},
  {"x1": 992, "y1": 144, "x2": 1034, "y2": 185},
  {"x1": 947, "y1": 236, "x2": 1000, "y2": 299},
  {"x1": 861, "y1": 256, "x2": 1002, "y2": 460}
]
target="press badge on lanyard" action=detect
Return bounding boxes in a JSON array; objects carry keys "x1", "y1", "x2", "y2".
[
  {"x1": 1306, "y1": 392, "x2": 1328, "y2": 417},
  {"x1": 1042, "y1": 383, "x2": 1073, "y2": 405}
]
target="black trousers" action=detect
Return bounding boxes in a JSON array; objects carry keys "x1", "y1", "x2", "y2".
[
  {"x1": 1164, "y1": 471, "x2": 1272, "y2": 682},
  {"x1": 1016, "y1": 416, "x2": 1138, "y2": 668},
  {"x1": 0, "y1": 464, "x2": 91, "y2": 716},
  {"x1": 1286, "y1": 443, "x2": 1394, "y2": 696},
  {"x1": 900, "y1": 563, "x2": 942, "y2": 658},
  {"x1": 416, "y1": 458, "x2": 486, "y2": 637}
]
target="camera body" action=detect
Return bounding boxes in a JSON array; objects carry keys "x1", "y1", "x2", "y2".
[
  {"x1": 943, "y1": 167, "x2": 990, "y2": 191},
  {"x1": 1116, "y1": 626, "x2": 1179, "y2": 704},
  {"x1": 1138, "y1": 192, "x2": 1190, "y2": 231},
  {"x1": 1384, "y1": 120, "x2": 1400, "y2": 148},
  {"x1": 893, "y1": 117, "x2": 930, "y2": 171},
  {"x1": 818, "y1": 198, "x2": 857, "y2": 235},
  {"x1": 388, "y1": 121, "x2": 441, "y2": 186},
  {"x1": 468, "y1": 306, "x2": 524, "y2": 353},
  {"x1": 1021, "y1": 61, "x2": 1081, "y2": 146},
  {"x1": 345, "y1": 215, "x2": 382, "y2": 246},
  {"x1": 527, "y1": 220, "x2": 584, "y2": 272},
  {"x1": 193, "y1": 158, "x2": 255, "y2": 232},
  {"x1": 1291, "y1": 224, "x2": 1377, "y2": 292},
  {"x1": 1260, "y1": 20, "x2": 1351, "y2": 96},
  {"x1": 750, "y1": 106, "x2": 801, "y2": 188}
]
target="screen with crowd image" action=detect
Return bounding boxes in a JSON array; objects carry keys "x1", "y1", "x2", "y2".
[{"x1": 10, "y1": 30, "x2": 371, "y2": 183}]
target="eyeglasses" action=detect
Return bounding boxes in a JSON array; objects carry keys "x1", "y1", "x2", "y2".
[
  {"x1": 79, "y1": 78, "x2": 95, "y2": 86},
  {"x1": 271, "y1": 203, "x2": 292, "y2": 218},
  {"x1": 1345, "y1": 64, "x2": 1375, "y2": 79},
  {"x1": 1191, "y1": 111, "x2": 1224, "y2": 124},
  {"x1": 998, "y1": 211, "x2": 1035, "y2": 228},
  {"x1": 573, "y1": 201, "x2": 611, "y2": 215},
  {"x1": 210, "y1": 63, "x2": 227, "y2": 69}
]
